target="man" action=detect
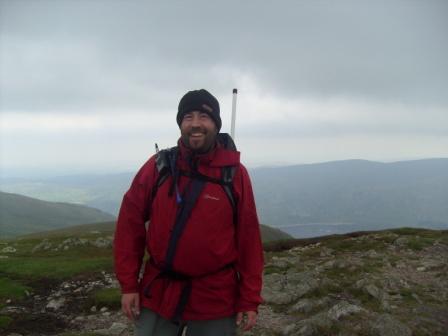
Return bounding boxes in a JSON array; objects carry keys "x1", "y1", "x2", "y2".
[{"x1": 114, "y1": 89, "x2": 263, "y2": 336}]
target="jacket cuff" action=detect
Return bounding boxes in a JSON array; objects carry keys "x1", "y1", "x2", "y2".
[
  {"x1": 120, "y1": 284, "x2": 139, "y2": 294},
  {"x1": 235, "y1": 299, "x2": 260, "y2": 313}
]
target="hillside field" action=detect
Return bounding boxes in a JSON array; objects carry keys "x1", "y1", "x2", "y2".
[{"x1": 0, "y1": 227, "x2": 447, "y2": 335}]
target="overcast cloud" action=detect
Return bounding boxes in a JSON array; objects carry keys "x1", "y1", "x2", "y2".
[{"x1": 1, "y1": 0, "x2": 447, "y2": 176}]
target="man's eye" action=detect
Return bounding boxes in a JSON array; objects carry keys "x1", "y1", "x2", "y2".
[{"x1": 200, "y1": 113, "x2": 210, "y2": 119}]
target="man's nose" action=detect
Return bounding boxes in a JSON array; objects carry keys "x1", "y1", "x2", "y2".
[{"x1": 191, "y1": 114, "x2": 201, "y2": 126}]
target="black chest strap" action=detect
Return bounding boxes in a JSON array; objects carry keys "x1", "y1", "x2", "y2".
[{"x1": 164, "y1": 177, "x2": 207, "y2": 271}]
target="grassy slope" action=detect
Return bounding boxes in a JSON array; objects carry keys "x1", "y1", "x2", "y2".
[
  {"x1": 1, "y1": 226, "x2": 447, "y2": 335},
  {"x1": 260, "y1": 224, "x2": 293, "y2": 242},
  {"x1": 0, "y1": 192, "x2": 116, "y2": 237}
]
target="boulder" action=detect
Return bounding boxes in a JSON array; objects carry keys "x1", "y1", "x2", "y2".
[
  {"x1": 95, "y1": 322, "x2": 128, "y2": 336},
  {"x1": 46, "y1": 298, "x2": 66, "y2": 310},
  {"x1": 32, "y1": 239, "x2": 52, "y2": 253},
  {"x1": 91, "y1": 237, "x2": 113, "y2": 248},
  {"x1": 1, "y1": 246, "x2": 16, "y2": 253},
  {"x1": 327, "y1": 301, "x2": 364, "y2": 321},
  {"x1": 368, "y1": 314, "x2": 412, "y2": 336}
]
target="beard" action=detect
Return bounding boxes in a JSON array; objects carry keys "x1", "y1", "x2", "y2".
[{"x1": 181, "y1": 126, "x2": 217, "y2": 154}]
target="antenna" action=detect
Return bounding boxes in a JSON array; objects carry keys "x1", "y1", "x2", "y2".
[{"x1": 231, "y1": 88, "x2": 238, "y2": 139}]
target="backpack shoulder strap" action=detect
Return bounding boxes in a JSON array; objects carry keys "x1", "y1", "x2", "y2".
[
  {"x1": 221, "y1": 166, "x2": 237, "y2": 223},
  {"x1": 151, "y1": 146, "x2": 178, "y2": 202},
  {"x1": 164, "y1": 177, "x2": 207, "y2": 271}
]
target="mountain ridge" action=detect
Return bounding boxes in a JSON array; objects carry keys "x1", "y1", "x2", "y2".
[{"x1": 0, "y1": 191, "x2": 116, "y2": 237}]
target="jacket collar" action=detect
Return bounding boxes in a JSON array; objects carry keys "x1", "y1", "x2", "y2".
[{"x1": 177, "y1": 137, "x2": 240, "y2": 168}]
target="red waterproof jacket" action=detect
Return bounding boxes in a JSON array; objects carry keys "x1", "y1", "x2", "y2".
[{"x1": 114, "y1": 140, "x2": 263, "y2": 321}]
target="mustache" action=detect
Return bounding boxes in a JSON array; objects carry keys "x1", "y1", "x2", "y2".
[{"x1": 189, "y1": 127, "x2": 206, "y2": 134}]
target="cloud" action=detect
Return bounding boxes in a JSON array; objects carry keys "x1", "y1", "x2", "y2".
[
  {"x1": 1, "y1": 0, "x2": 447, "y2": 114},
  {"x1": 0, "y1": 0, "x2": 447, "y2": 174}
]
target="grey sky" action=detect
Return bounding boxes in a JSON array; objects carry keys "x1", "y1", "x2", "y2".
[{"x1": 1, "y1": 0, "x2": 447, "y2": 176}]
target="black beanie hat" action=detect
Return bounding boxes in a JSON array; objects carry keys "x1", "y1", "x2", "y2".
[{"x1": 177, "y1": 89, "x2": 221, "y2": 131}]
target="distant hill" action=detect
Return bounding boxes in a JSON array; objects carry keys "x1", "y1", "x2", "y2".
[
  {"x1": 0, "y1": 172, "x2": 132, "y2": 216},
  {"x1": 251, "y1": 158, "x2": 448, "y2": 236},
  {"x1": 260, "y1": 223, "x2": 293, "y2": 242},
  {"x1": 2, "y1": 158, "x2": 448, "y2": 237},
  {"x1": 19, "y1": 221, "x2": 292, "y2": 243},
  {"x1": 0, "y1": 192, "x2": 116, "y2": 237}
]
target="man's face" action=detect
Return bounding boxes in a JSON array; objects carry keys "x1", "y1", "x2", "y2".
[{"x1": 180, "y1": 110, "x2": 218, "y2": 153}]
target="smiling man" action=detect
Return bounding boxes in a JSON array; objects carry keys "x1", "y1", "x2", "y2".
[{"x1": 114, "y1": 89, "x2": 264, "y2": 336}]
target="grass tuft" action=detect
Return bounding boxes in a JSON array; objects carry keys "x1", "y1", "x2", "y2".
[
  {"x1": 0, "y1": 278, "x2": 30, "y2": 300},
  {"x1": 91, "y1": 287, "x2": 121, "y2": 310},
  {"x1": 0, "y1": 256, "x2": 112, "y2": 280},
  {"x1": 0, "y1": 315, "x2": 13, "y2": 328}
]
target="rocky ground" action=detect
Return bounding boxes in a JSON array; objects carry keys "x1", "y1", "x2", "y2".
[{"x1": 1, "y1": 228, "x2": 447, "y2": 336}]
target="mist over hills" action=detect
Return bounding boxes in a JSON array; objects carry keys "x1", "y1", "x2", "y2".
[
  {"x1": 0, "y1": 191, "x2": 116, "y2": 237},
  {"x1": 1, "y1": 158, "x2": 447, "y2": 237}
]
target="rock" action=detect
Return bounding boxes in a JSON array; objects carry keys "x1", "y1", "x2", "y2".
[
  {"x1": 109, "y1": 322, "x2": 128, "y2": 335},
  {"x1": 95, "y1": 322, "x2": 128, "y2": 336},
  {"x1": 61, "y1": 237, "x2": 85, "y2": 247},
  {"x1": 32, "y1": 239, "x2": 52, "y2": 253},
  {"x1": 46, "y1": 298, "x2": 66, "y2": 310},
  {"x1": 92, "y1": 237, "x2": 113, "y2": 248},
  {"x1": 271, "y1": 256, "x2": 292, "y2": 268},
  {"x1": 422, "y1": 260, "x2": 444, "y2": 270},
  {"x1": 411, "y1": 293, "x2": 423, "y2": 304},
  {"x1": 288, "y1": 313, "x2": 333, "y2": 335},
  {"x1": 369, "y1": 314, "x2": 412, "y2": 336},
  {"x1": 319, "y1": 247, "x2": 334, "y2": 257},
  {"x1": 322, "y1": 260, "x2": 335, "y2": 269},
  {"x1": 327, "y1": 301, "x2": 364, "y2": 321},
  {"x1": 7, "y1": 333, "x2": 23, "y2": 336},
  {"x1": 94, "y1": 328, "x2": 109, "y2": 335},
  {"x1": 296, "y1": 324, "x2": 315, "y2": 336},
  {"x1": 262, "y1": 287, "x2": 297, "y2": 305},
  {"x1": 1, "y1": 246, "x2": 16, "y2": 253},
  {"x1": 367, "y1": 249, "x2": 379, "y2": 258},
  {"x1": 381, "y1": 299, "x2": 392, "y2": 312},
  {"x1": 1, "y1": 306, "x2": 27, "y2": 314},
  {"x1": 288, "y1": 298, "x2": 315, "y2": 314},
  {"x1": 0, "y1": 255, "x2": 9, "y2": 259},
  {"x1": 333, "y1": 259, "x2": 349, "y2": 269},
  {"x1": 100, "y1": 306, "x2": 108, "y2": 312},
  {"x1": 283, "y1": 322, "x2": 316, "y2": 336},
  {"x1": 91, "y1": 305, "x2": 97, "y2": 312},
  {"x1": 394, "y1": 237, "x2": 409, "y2": 247},
  {"x1": 281, "y1": 324, "x2": 297, "y2": 336},
  {"x1": 263, "y1": 271, "x2": 319, "y2": 305},
  {"x1": 288, "y1": 297, "x2": 330, "y2": 315},
  {"x1": 365, "y1": 284, "x2": 382, "y2": 299}
]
